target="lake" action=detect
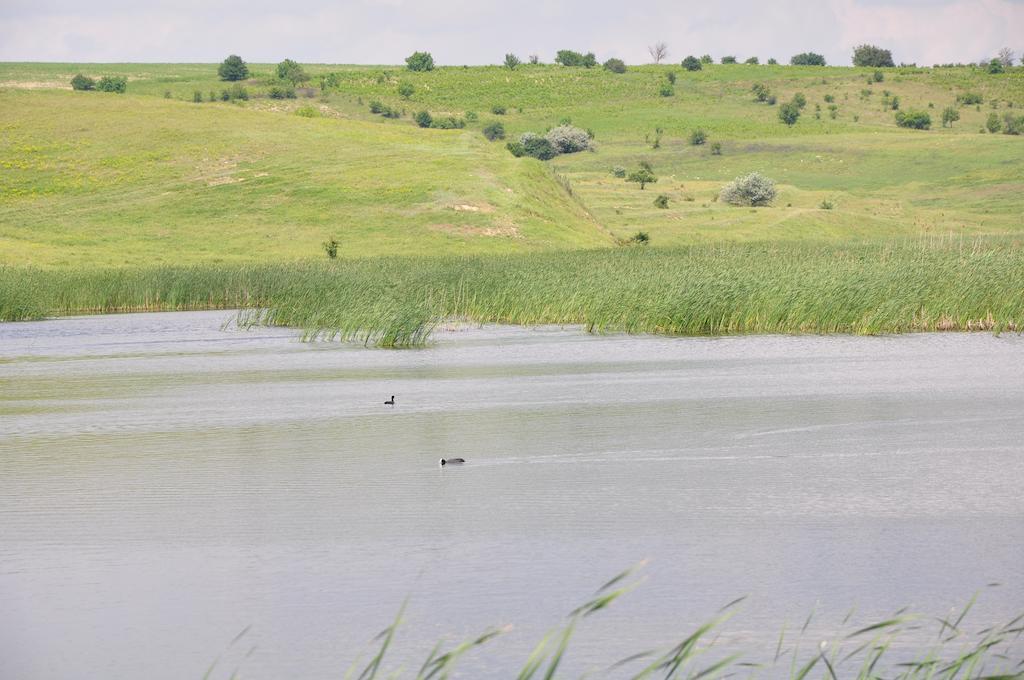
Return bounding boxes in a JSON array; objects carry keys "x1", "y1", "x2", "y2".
[{"x1": 2, "y1": 311, "x2": 1022, "y2": 678}]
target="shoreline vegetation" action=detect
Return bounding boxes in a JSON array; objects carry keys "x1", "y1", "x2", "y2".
[
  {"x1": 3, "y1": 238, "x2": 1022, "y2": 347},
  {"x1": 206, "y1": 565, "x2": 1024, "y2": 679}
]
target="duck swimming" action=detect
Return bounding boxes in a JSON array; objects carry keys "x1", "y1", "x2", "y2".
[
  {"x1": 440, "y1": 458, "x2": 465, "y2": 466},
  {"x1": 384, "y1": 396, "x2": 395, "y2": 405}
]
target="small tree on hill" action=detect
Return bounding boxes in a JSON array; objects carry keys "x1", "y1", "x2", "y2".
[
  {"x1": 277, "y1": 59, "x2": 308, "y2": 85},
  {"x1": 627, "y1": 167, "x2": 657, "y2": 189},
  {"x1": 767, "y1": 58, "x2": 778, "y2": 65},
  {"x1": 779, "y1": 101, "x2": 801, "y2": 125},
  {"x1": 406, "y1": 51, "x2": 435, "y2": 72},
  {"x1": 721, "y1": 55, "x2": 737, "y2": 64},
  {"x1": 70, "y1": 74, "x2": 95, "y2": 90},
  {"x1": 941, "y1": 106, "x2": 960, "y2": 127},
  {"x1": 556, "y1": 50, "x2": 597, "y2": 67},
  {"x1": 997, "y1": 47, "x2": 1015, "y2": 67},
  {"x1": 681, "y1": 56, "x2": 702, "y2": 71},
  {"x1": 745, "y1": 56, "x2": 759, "y2": 65},
  {"x1": 648, "y1": 42, "x2": 669, "y2": 64},
  {"x1": 398, "y1": 82, "x2": 415, "y2": 99},
  {"x1": 790, "y1": 52, "x2": 826, "y2": 66},
  {"x1": 719, "y1": 172, "x2": 776, "y2": 206},
  {"x1": 700, "y1": 55, "x2": 713, "y2": 64},
  {"x1": 852, "y1": 44, "x2": 894, "y2": 67},
  {"x1": 987, "y1": 58, "x2": 1005, "y2": 74},
  {"x1": 504, "y1": 53, "x2": 521, "y2": 70},
  {"x1": 218, "y1": 55, "x2": 249, "y2": 81}
]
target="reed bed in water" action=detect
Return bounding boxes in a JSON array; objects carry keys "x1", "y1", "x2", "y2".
[
  {"x1": 3, "y1": 238, "x2": 1023, "y2": 346},
  {"x1": 204, "y1": 565, "x2": 1024, "y2": 679}
]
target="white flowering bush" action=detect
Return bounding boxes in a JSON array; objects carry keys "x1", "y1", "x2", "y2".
[
  {"x1": 544, "y1": 125, "x2": 591, "y2": 154},
  {"x1": 719, "y1": 172, "x2": 777, "y2": 206}
]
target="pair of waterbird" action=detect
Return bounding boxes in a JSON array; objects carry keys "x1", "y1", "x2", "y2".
[{"x1": 384, "y1": 396, "x2": 465, "y2": 466}]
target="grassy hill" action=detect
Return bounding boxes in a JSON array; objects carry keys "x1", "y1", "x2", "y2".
[
  {"x1": 1, "y1": 61, "x2": 1022, "y2": 339},
  {"x1": 2, "y1": 61, "x2": 1023, "y2": 266}
]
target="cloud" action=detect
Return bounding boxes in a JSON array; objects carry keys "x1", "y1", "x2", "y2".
[{"x1": 0, "y1": 0, "x2": 1020, "y2": 64}]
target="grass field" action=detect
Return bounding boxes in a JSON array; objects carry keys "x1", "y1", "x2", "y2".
[{"x1": 1, "y1": 60, "x2": 1023, "y2": 337}]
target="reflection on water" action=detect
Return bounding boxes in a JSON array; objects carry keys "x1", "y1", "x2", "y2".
[{"x1": 2, "y1": 312, "x2": 1023, "y2": 679}]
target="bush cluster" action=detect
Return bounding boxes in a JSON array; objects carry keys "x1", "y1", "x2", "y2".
[
  {"x1": 369, "y1": 100, "x2": 401, "y2": 118},
  {"x1": 603, "y1": 58, "x2": 627, "y2": 74},
  {"x1": 268, "y1": 85, "x2": 297, "y2": 99},
  {"x1": 545, "y1": 125, "x2": 592, "y2": 153},
  {"x1": 277, "y1": 59, "x2": 308, "y2": 85},
  {"x1": 790, "y1": 52, "x2": 826, "y2": 66},
  {"x1": 778, "y1": 101, "x2": 800, "y2": 125},
  {"x1": 681, "y1": 56, "x2": 701, "y2": 71},
  {"x1": 719, "y1": 172, "x2": 777, "y2": 206},
  {"x1": 482, "y1": 122, "x2": 505, "y2": 141},
  {"x1": 1003, "y1": 113, "x2": 1024, "y2": 135},
  {"x1": 852, "y1": 44, "x2": 894, "y2": 68},
  {"x1": 555, "y1": 50, "x2": 597, "y2": 68},
  {"x1": 956, "y1": 92, "x2": 983, "y2": 105},
  {"x1": 507, "y1": 133, "x2": 557, "y2": 160},
  {"x1": 96, "y1": 76, "x2": 127, "y2": 93},
  {"x1": 895, "y1": 110, "x2": 932, "y2": 129}
]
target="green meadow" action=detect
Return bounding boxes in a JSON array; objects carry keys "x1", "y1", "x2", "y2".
[{"x1": 1, "y1": 60, "x2": 1022, "y2": 340}]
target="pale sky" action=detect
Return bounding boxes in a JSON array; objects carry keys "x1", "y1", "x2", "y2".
[{"x1": 1, "y1": 0, "x2": 1021, "y2": 66}]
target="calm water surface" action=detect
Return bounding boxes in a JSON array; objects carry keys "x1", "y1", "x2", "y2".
[{"x1": 2, "y1": 312, "x2": 1023, "y2": 679}]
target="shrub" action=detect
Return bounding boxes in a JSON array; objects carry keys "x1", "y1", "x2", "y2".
[
  {"x1": 276, "y1": 59, "x2": 308, "y2": 85},
  {"x1": 322, "y1": 239, "x2": 339, "y2": 259},
  {"x1": 164, "y1": 90, "x2": 172, "y2": 99},
  {"x1": 790, "y1": 52, "x2": 826, "y2": 66},
  {"x1": 721, "y1": 55, "x2": 737, "y2": 64},
  {"x1": 626, "y1": 167, "x2": 657, "y2": 189},
  {"x1": 490, "y1": 104, "x2": 507, "y2": 115},
  {"x1": 482, "y1": 122, "x2": 505, "y2": 141},
  {"x1": 192, "y1": 90, "x2": 203, "y2": 103},
  {"x1": 792, "y1": 92, "x2": 807, "y2": 108},
  {"x1": 659, "y1": 84, "x2": 674, "y2": 97},
  {"x1": 96, "y1": 76, "x2": 127, "y2": 93},
  {"x1": 230, "y1": 84, "x2": 249, "y2": 100},
  {"x1": 767, "y1": 95, "x2": 777, "y2": 105},
  {"x1": 369, "y1": 100, "x2": 384, "y2": 113},
  {"x1": 941, "y1": 106, "x2": 960, "y2": 127},
  {"x1": 987, "y1": 59, "x2": 1004, "y2": 74},
  {"x1": 895, "y1": 110, "x2": 931, "y2": 129},
  {"x1": 209, "y1": 90, "x2": 217, "y2": 103},
  {"x1": 820, "y1": 199, "x2": 834, "y2": 210},
  {"x1": 70, "y1": 74, "x2": 95, "y2": 91},
  {"x1": 218, "y1": 55, "x2": 249, "y2": 81},
  {"x1": 397, "y1": 82, "x2": 415, "y2": 99},
  {"x1": 853, "y1": 44, "x2": 895, "y2": 67},
  {"x1": 689, "y1": 128, "x2": 707, "y2": 145},
  {"x1": 745, "y1": 56, "x2": 759, "y2": 65},
  {"x1": 767, "y1": 58, "x2": 778, "y2": 65},
  {"x1": 654, "y1": 194, "x2": 670, "y2": 209},
  {"x1": 414, "y1": 110, "x2": 433, "y2": 128},
  {"x1": 1004, "y1": 113, "x2": 1024, "y2": 135},
  {"x1": 295, "y1": 105, "x2": 319, "y2": 118},
  {"x1": 824, "y1": 94, "x2": 835, "y2": 103},
  {"x1": 431, "y1": 116, "x2": 465, "y2": 129},
  {"x1": 700, "y1": 55, "x2": 713, "y2": 64},
  {"x1": 320, "y1": 72, "x2": 342, "y2": 90},
  {"x1": 406, "y1": 52, "x2": 435, "y2": 71},
  {"x1": 220, "y1": 89, "x2": 231, "y2": 101},
  {"x1": 268, "y1": 85, "x2": 296, "y2": 99},
  {"x1": 957, "y1": 92, "x2": 983, "y2": 105},
  {"x1": 986, "y1": 112, "x2": 1002, "y2": 133},
  {"x1": 545, "y1": 125, "x2": 591, "y2": 153},
  {"x1": 511, "y1": 133, "x2": 558, "y2": 160},
  {"x1": 627, "y1": 231, "x2": 650, "y2": 245},
  {"x1": 465, "y1": 111, "x2": 479, "y2": 122},
  {"x1": 555, "y1": 50, "x2": 597, "y2": 67},
  {"x1": 529, "y1": 55, "x2": 539, "y2": 64},
  {"x1": 710, "y1": 141, "x2": 722, "y2": 155},
  {"x1": 778, "y1": 102, "x2": 801, "y2": 125},
  {"x1": 504, "y1": 53, "x2": 521, "y2": 70},
  {"x1": 666, "y1": 71, "x2": 676, "y2": 84},
  {"x1": 872, "y1": 70, "x2": 885, "y2": 83},
  {"x1": 681, "y1": 56, "x2": 701, "y2": 71},
  {"x1": 603, "y1": 58, "x2": 627, "y2": 73},
  {"x1": 612, "y1": 166, "x2": 626, "y2": 177},
  {"x1": 752, "y1": 83, "x2": 771, "y2": 102},
  {"x1": 719, "y1": 172, "x2": 777, "y2": 206}
]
